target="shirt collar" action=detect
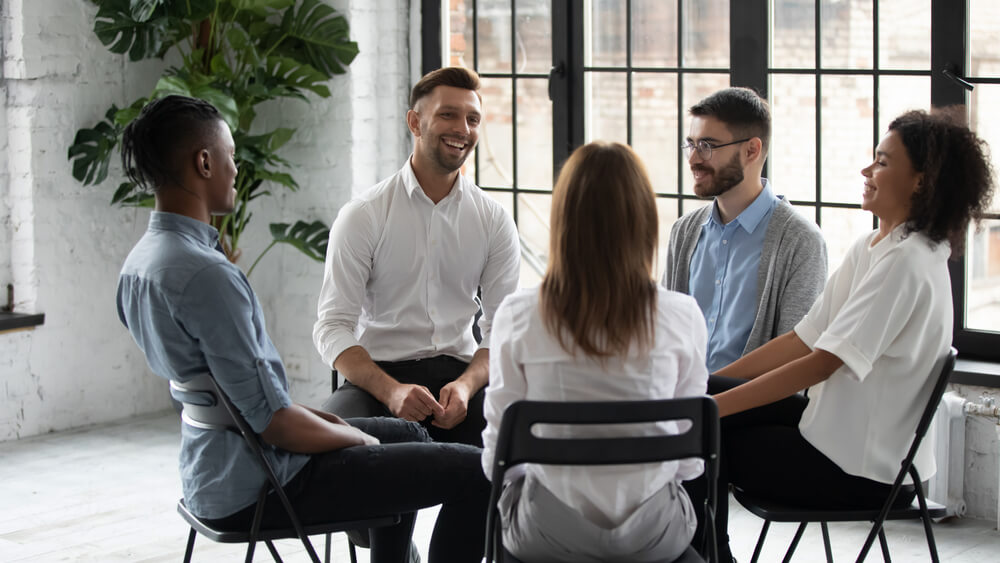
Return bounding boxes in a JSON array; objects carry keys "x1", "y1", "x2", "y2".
[
  {"x1": 706, "y1": 178, "x2": 777, "y2": 234},
  {"x1": 401, "y1": 156, "x2": 465, "y2": 204},
  {"x1": 148, "y1": 211, "x2": 221, "y2": 249}
]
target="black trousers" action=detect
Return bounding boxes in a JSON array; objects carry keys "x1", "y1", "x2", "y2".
[
  {"x1": 684, "y1": 375, "x2": 916, "y2": 561},
  {"x1": 204, "y1": 417, "x2": 488, "y2": 563},
  {"x1": 322, "y1": 355, "x2": 486, "y2": 447}
]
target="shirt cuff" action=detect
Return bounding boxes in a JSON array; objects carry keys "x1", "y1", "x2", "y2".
[
  {"x1": 812, "y1": 332, "x2": 871, "y2": 382},
  {"x1": 321, "y1": 333, "x2": 363, "y2": 369}
]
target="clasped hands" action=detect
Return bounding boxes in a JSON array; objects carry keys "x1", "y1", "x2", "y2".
[{"x1": 386, "y1": 380, "x2": 471, "y2": 429}]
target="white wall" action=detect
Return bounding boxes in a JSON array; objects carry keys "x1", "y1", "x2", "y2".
[{"x1": 0, "y1": 0, "x2": 414, "y2": 440}]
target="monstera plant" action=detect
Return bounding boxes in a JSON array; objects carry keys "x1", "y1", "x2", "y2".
[{"x1": 68, "y1": 0, "x2": 357, "y2": 274}]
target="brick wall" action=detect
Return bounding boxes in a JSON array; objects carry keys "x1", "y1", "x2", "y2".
[{"x1": 0, "y1": 0, "x2": 414, "y2": 441}]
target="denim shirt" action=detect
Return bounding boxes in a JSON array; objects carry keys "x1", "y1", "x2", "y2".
[
  {"x1": 116, "y1": 211, "x2": 309, "y2": 519},
  {"x1": 689, "y1": 180, "x2": 779, "y2": 372}
]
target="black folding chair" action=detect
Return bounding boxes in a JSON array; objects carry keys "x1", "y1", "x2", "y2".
[
  {"x1": 733, "y1": 347, "x2": 957, "y2": 563},
  {"x1": 484, "y1": 397, "x2": 720, "y2": 563},
  {"x1": 171, "y1": 374, "x2": 400, "y2": 563}
]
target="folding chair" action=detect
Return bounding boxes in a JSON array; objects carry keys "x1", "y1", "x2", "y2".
[
  {"x1": 733, "y1": 347, "x2": 957, "y2": 563},
  {"x1": 171, "y1": 374, "x2": 400, "y2": 563},
  {"x1": 484, "y1": 397, "x2": 720, "y2": 563}
]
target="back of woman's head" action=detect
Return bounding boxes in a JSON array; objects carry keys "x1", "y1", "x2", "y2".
[
  {"x1": 890, "y1": 107, "x2": 995, "y2": 254},
  {"x1": 121, "y1": 95, "x2": 223, "y2": 192},
  {"x1": 541, "y1": 141, "x2": 659, "y2": 359}
]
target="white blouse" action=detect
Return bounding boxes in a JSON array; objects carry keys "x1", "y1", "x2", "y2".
[
  {"x1": 795, "y1": 226, "x2": 952, "y2": 484},
  {"x1": 482, "y1": 287, "x2": 709, "y2": 528}
]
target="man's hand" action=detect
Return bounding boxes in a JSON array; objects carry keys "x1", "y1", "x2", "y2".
[
  {"x1": 386, "y1": 383, "x2": 445, "y2": 422},
  {"x1": 433, "y1": 379, "x2": 472, "y2": 429}
]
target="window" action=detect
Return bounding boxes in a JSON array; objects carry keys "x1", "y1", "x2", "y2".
[{"x1": 426, "y1": 0, "x2": 1000, "y2": 361}]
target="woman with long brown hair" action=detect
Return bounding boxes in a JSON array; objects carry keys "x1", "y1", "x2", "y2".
[{"x1": 481, "y1": 141, "x2": 709, "y2": 562}]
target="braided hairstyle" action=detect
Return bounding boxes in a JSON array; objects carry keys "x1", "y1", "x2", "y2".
[
  {"x1": 890, "y1": 107, "x2": 995, "y2": 256},
  {"x1": 121, "y1": 95, "x2": 223, "y2": 192}
]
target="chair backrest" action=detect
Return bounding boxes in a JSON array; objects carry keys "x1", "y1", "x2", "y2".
[
  {"x1": 170, "y1": 374, "x2": 238, "y2": 432},
  {"x1": 485, "y1": 397, "x2": 719, "y2": 562},
  {"x1": 899, "y1": 347, "x2": 958, "y2": 484}
]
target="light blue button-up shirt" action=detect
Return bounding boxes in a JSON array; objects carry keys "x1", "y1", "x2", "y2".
[
  {"x1": 116, "y1": 212, "x2": 309, "y2": 519},
  {"x1": 689, "y1": 180, "x2": 779, "y2": 373}
]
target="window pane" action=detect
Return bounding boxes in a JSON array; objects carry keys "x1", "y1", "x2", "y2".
[
  {"x1": 633, "y1": 0, "x2": 678, "y2": 67},
  {"x1": 680, "y1": 73, "x2": 733, "y2": 196},
  {"x1": 966, "y1": 220, "x2": 1000, "y2": 333},
  {"x1": 588, "y1": 0, "x2": 626, "y2": 67},
  {"x1": 821, "y1": 207, "x2": 872, "y2": 270},
  {"x1": 516, "y1": 78, "x2": 553, "y2": 190},
  {"x1": 770, "y1": 74, "x2": 817, "y2": 203},
  {"x1": 820, "y1": 75, "x2": 873, "y2": 204},
  {"x1": 771, "y1": 0, "x2": 815, "y2": 69},
  {"x1": 515, "y1": 0, "x2": 551, "y2": 74},
  {"x1": 970, "y1": 0, "x2": 1000, "y2": 76},
  {"x1": 681, "y1": 197, "x2": 712, "y2": 218},
  {"x1": 970, "y1": 85, "x2": 1000, "y2": 212},
  {"x1": 820, "y1": 0, "x2": 873, "y2": 69},
  {"x1": 682, "y1": 0, "x2": 729, "y2": 68},
  {"x1": 877, "y1": 76, "x2": 930, "y2": 136},
  {"x1": 632, "y1": 73, "x2": 679, "y2": 195},
  {"x1": 518, "y1": 192, "x2": 552, "y2": 286},
  {"x1": 655, "y1": 197, "x2": 681, "y2": 281},
  {"x1": 475, "y1": 1, "x2": 513, "y2": 73},
  {"x1": 585, "y1": 71, "x2": 629, "y2": 144},
  {"x1": 448, "y1": 0, "x2": 476, "y2": 67},
  {"x1": 479, "y1": 77, "x2": 514, "y2": 188},
  {"x1": 878, "y1": 0, "x2": 930, "y2": 70}
]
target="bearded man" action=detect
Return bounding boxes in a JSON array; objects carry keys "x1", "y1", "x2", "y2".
[{"x1": 662, "y1": 87, "x2": 827, "y2": 372}]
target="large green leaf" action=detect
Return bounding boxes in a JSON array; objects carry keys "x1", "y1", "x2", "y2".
[
  {"x1": 93, "y1": 0, "x2": 186, "y2": 60},
  {"x1": 269, "y1": 220, "x2": 329, "y2": 262},
  {"x1": 260, "y1": 55, "x2": 331, "y2": 98},
  {"x1": 150, "y1": 76, "x2": 240, "y2": 129},
  {"x1": 67, "y1": 106, "x2": 122, "y2": 185},
  {"x1": 276, "y1": 0, "x2": 359, "y2": 77},
  {"x1": 230, "y1": 0, "x2": 294, "y2": 15}
]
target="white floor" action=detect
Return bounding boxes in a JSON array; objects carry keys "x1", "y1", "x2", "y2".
[{"x1": 1, "y1": 411, "x2": 997, "y2": 562}]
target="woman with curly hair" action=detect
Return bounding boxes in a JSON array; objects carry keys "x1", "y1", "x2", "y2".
[{"x1": 688, "y1": 107, "x2": 995, "y2": 561}]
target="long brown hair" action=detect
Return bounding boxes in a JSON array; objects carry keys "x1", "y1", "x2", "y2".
[{"x1": 540, "y1": 141, "x2": 659, "y2": 359}]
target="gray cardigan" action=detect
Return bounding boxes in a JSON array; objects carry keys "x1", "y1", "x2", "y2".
[{"x1": 661, "y1": 197, "x2": 828, "y2": 355}]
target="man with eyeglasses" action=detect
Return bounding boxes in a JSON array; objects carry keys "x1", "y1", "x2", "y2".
[{"x1": 662, "y1": 87, "x2": 827, "y2": 373}]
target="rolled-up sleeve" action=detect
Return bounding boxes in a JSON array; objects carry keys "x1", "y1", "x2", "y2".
[
  {"x1": 180, "y1": 264, "x2": 292, "y2": 433},
  {"x1": 476, "y1": 209, "x2": 520, "y2": 350},
  {"x1": 313, "y1": 201, "x2": 377, "y2": 368}
]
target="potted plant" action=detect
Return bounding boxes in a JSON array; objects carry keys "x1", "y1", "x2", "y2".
[{"x1": 68, "y1": 0, "x2": 358, "y2": 274}]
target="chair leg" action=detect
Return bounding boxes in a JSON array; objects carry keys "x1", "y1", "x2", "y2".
[
  {"x1": 183, "y1": 528, "x2": 197, "y2": 563},
  {"x1": 877, "y1": 528, "x2": 890, "y2": 563},
  {"x1": 264, "y1": 539, "x2": 283, "y2": 562},
  {"x1": 750, "y1": 520, "x2": 770, "y2": 563},
  {"x1": 915, "y1": 491, "x2": 941, "y2": 563},
  {"x1": 782, "y1": 522, "x2": 808, "y2": 563},
  {"x1": 348, "y1": 538, "x2": 358, "y2": 563},
  {"x1": 324, "y1": 532, "x2": 331, "y2": 563},
  {"x1": 820, "y1": 522, "x2": 833, "y2": 563}
]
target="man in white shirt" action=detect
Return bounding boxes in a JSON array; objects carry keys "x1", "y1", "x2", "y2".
[{"x1": 314, "y1": 67, "x2": 521, "y2": 448}]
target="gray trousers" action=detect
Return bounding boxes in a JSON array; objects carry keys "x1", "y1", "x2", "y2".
[{"x1": 499, "y1": 473, "x2": 697, "y2": 563}]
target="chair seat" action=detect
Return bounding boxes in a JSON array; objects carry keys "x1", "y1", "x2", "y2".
[
  {"x1": 177, "y1": 499, "x2": 400, "y2": 544},
  {"x1": 500, "y1": 544, "x2": 705, "y2": 563},
  {"x1": 733, "y1": 488, "x2": 948, "y2": 524}
]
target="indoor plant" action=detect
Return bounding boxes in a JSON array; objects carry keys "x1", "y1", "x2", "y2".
[{"x1": 68, "y1": 0, "x2": 357, "y2": 274}]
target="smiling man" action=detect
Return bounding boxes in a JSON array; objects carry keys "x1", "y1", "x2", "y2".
[
  {"x1": 314, "y1": 67, "x2": 520, "y2": 449},
  {"x1": 662, "y1": 87, "x2": 828, "y2": 373}
]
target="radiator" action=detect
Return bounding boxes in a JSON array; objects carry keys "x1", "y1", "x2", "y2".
[{"x1": 926, "y1": 391, "x2": 968, "y2": 517}]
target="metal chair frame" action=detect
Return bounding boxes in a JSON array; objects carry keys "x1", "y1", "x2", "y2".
[
  {"x1": 484, "y1": 397, "x2": 721, "y2": 563},
  {"x1": 733, "y1": 347, "x2": 957, "y2": 563},
  {"x1": 171, "y1": 374, "x2": 399, "y2": 563}
]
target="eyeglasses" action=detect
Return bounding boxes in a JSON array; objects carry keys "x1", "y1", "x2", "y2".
[{"x1": 681, "y1": 138, "x2": 751, "y2": 160}]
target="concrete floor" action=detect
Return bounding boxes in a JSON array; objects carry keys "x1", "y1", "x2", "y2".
[{"x1": 1, "y1": 411, "x2": 997, "y2": 562}]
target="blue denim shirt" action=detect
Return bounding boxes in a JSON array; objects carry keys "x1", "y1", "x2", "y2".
[
  {"x1": 689, "y1": 180, "x2": 779, "y2": 373},
  {"x1": 116, "y1": 211, "x2": 310, "y2": 519}
]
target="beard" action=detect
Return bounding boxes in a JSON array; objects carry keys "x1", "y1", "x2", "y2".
[
  {"x1": 424, "y1": 131, "x2": 474, "y2": 174},
  {"x1": 692, "y1": 151, "x2": 744, "y2": 198}
]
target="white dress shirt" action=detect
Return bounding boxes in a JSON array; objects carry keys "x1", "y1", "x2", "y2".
[
  {"x1": 482, "y1": 287, "x2": 709, "y2": 528},
  {"x1": 795, "y1": 226, "x2": 951, "y2": 484},
  {"x1": 313, "y1": 159, "x2": 520, "y2": 367}
]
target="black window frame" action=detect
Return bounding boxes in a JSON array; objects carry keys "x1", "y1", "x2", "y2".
[{"x1": 422, "y1": 0, "x2": 1000, "y2": 362}]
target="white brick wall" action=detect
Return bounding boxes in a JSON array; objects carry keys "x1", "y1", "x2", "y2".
[{"x1": 0, "y1": 0, "x2": 415, "y2": 440}]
